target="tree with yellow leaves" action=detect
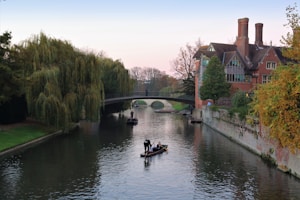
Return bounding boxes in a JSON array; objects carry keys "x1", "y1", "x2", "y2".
[
  {"x1": 281, "y1": 3, "x2": 300, "y2": 62},
  {"x1": 251, "y1": 3, "x2": 300, "y2": 152},
  {"x1": 251, "y1": 67, "x2": 300, "y2": 151}
]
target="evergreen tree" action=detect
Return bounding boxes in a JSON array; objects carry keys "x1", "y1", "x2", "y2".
[
  {"x1": 199, "y1": 56, "x2": 231, "y2": 103},
  {"x1": 0, "y1": 31, "x2": 23, "y2": 104},
  {"x1": 0, "y1": 31, "x2": 27, "y2": 123}
]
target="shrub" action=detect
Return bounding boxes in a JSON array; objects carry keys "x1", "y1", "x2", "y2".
[{"x1": 232, "y1": 90, "x2": 251, "y2": 108}]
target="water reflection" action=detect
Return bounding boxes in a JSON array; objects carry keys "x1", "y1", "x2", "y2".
[
  {"x1": 0, "y1": 107, "x2": 299, "y2": 199},
  {"x1": 192, "y1": 125, "x2": 300, "y2": 200},
  {"x1": 0, "y1": 155, "x2": 22, "y2": 197}
]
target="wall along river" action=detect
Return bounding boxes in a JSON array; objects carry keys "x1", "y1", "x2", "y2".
[{"x1": 0, "y1": 106, "x2": 300, "y2": 199}]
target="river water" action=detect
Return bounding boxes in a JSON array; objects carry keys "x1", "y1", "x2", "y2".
[{"x1": 0, "y1": 107, "x2": 300, "y2": 200}]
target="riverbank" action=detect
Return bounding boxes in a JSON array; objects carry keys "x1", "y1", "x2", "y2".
[
  {"x1": 198, "y1": 106, "x2": 300, "y2": 179},
  {"x1": 0, "y1": 119, "x2": 78, "y2": 161}
]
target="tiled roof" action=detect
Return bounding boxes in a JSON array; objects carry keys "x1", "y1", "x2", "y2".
[
  {"x1": 193, "y1": 49, "x2": 216, "y2": 59},
  {"x1": 223, "y1": 51, "x2": 236, "y2": 65},
  {"x1": 194, "y1": 42, "x2": 286, "y2": 71}
]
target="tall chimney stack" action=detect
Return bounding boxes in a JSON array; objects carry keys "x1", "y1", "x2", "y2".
[
  {"x1": 235, "y1": 18, "x2": 249, "y2": 58},
  {"x1": 255, "y1": 23, "x2": 263, "y2": 47}
]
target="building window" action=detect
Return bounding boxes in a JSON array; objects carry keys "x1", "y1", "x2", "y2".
[
  {"x1": 201, "y1": 58, "x2": 209, "y2": 67},
  {"x1": 266, "y1": 62, "x2": 276, "y2": 70},
  {"x1": 245, "y1": 75, "x2": 252, "y2": 82},
  {"x1": 226, "y1": 74, "x2": 245, "y2": 82},
  {"x1": 207, "y1": 45, "x2": 215, "y2": 51},
  {"x1": 262, "y1": 75, "x2": 272, "y2": 84},
  {"x1": 229, "y1": 58, "x2": 241, "y2": 67},
  {"x1": 225, "y1": 56, "x2": 245, "y2": 82}
]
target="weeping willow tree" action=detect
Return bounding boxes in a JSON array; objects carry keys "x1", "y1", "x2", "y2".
[
  {"x1": 15, "y1": 33, "x2": 104, "y2": 130},
  {"x1": 100, "y1": 58, "x2": 135, "y2": 114}
]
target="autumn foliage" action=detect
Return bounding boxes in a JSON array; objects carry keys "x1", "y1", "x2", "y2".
[
  {"x1": 281, "y1": 4, "x2": 300, "y2": 62},
  {"x1": 251, "y1": 66, "x2": 300, "y2": 151},
  {"x1": 250, "y1": 3, "x2": 300, "y2": 152}
]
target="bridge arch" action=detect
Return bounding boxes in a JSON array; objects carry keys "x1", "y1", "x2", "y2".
[{"x1": 104, "y1": 95, "x2": 194, "y2": 106}]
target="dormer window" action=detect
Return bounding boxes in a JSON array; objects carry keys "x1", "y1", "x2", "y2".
[
  {"x1": 266, "y1": 61, "x2": 276, "y2": 70},
  {"x1": 229, "y1": 56, "x2": 241, "y2": 67},
  {"x1": 207, "y1": 44, "x2": 215, "y2": 52}
]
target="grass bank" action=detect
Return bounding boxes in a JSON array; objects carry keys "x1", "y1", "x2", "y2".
[
  {"x1": 0, "y1": 125, "x2": 55, "y2": 152},
  {"x1": 170, "y1": 101, "x2": 189, "y2": 111}
]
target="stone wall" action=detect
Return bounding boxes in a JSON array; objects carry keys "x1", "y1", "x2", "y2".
[{"x1": 200, "y1": 106, "x2": 300, "y2": 179}]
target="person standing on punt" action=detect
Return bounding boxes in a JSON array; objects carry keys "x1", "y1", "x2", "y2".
[
  {"x1": 130, "y1": 110, "x2": 134, "y2": 119},
  {"x1": 144, "y1": 139, "x2": 151, "y2": 152}
]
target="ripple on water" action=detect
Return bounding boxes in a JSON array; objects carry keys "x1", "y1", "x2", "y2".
[{"x1": 1, "y1": 109, "x2": 300, "y2": 199}]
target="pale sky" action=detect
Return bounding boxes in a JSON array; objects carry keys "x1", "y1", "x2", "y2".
[{"x1": 0, "y1": 0, "x2": 297, "y2": 74}]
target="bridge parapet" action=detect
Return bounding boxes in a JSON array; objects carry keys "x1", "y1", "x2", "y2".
[
  {"x1": 104, "y1": 92, "x2": 194, "y2": 105},
  {"x1": 105, "y1": 91, "x2": 175, "y2": 99}
]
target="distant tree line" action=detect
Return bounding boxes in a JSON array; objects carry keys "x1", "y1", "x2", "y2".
[{"x1": 129, "y1": 66, "x2": 180, "y2": 97}]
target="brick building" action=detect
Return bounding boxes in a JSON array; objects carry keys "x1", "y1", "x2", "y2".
[{"x1": 194, "y1": 17, "x2": 288, "y2": 109}]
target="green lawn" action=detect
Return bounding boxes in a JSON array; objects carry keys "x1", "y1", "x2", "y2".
[
  {"x1": 171, "y1": 102, "x2": 189, "y2": 111},
  {"x1": 0, "y1": 126, "x2": 48, "y2": 152}
]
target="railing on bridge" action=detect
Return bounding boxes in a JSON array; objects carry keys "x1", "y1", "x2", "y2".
[
  {"x1": 104, "y1": 91, "x2": 195, "y2": 105},
  {"x1": 105, "y1": 91, "x2": 193, "y2": 99}
]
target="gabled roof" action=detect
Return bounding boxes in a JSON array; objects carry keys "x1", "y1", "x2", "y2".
[
  {"x1": 249, "y1": 45, "x2": 287, "y2": 70},
  {"x1": 274, "y1": 47, "x2": 289, "y2": 65},
  {"x1": 210, "y1": 43, "x2": 236, "y2": 61},
  {"x1": 194, "y1": 42, "x2": 286, "y2": 72},
  {"x1": 193, "y1": 43, "x2": 236, "y2": 60},
  {"x1": 248, "y1": 44, "x2": 270, "y2": 69},
  {"x1": 193, "y1": 49, "x2": 216, "y2": 59},
  {"x1": 223, "y1": 51, "x2": 236, "y2": 65}
]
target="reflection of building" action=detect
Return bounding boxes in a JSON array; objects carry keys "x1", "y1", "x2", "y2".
[{"x1": 194, "y1": 17, "x2": 288, "y2": 109}]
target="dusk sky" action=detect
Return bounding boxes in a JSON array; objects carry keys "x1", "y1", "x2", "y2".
[{"x1": 0, "y1": 0, "x2": 297, "y2": 74}]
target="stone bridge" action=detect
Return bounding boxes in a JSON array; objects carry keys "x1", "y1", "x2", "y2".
[{"x1": 104, "y1": 92, "x2": 194, "y2": 106}]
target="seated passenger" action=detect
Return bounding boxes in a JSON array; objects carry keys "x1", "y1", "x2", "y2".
[
  {"x1": 151, "y1": 144, "x2": 157, "y2": 152},
  {"x1": 157, "y1": 141, "x2": 162, "y2": 149}
]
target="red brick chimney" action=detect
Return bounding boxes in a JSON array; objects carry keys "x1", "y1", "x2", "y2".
[
  {"x1": 255, "y1": 23, "x2": 263, "y2": 47},
  {"x1": 235, "y1": 18, "x2": 249, "y2": 58}
]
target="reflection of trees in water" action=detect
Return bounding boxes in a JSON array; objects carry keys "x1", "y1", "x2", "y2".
[
  {"x1": 25, "y1": 132, "x2": 100, "y2": 199},
  {"x1": 98, "y1": 114, "x2": 133, "y2": 147},
  {"x1": 195, "y1": 126, "x2": 256, "y2": 198},
  {"x1": 1, "y1": 109, "x2": 299, "y2": 199},
  {"x1": 0, "y1": 156, "x2": 22, "y2": 198},
  {"x1": 192, "y1": 125, "x2": 297, "y2": 200},
  {"x1": 0, "y1": 126, "x2": 105, "y2": 199}
]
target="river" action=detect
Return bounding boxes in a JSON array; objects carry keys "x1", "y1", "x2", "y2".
[{"x1": 0, "y1": 106, "x2": 299, "y2": 200}]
